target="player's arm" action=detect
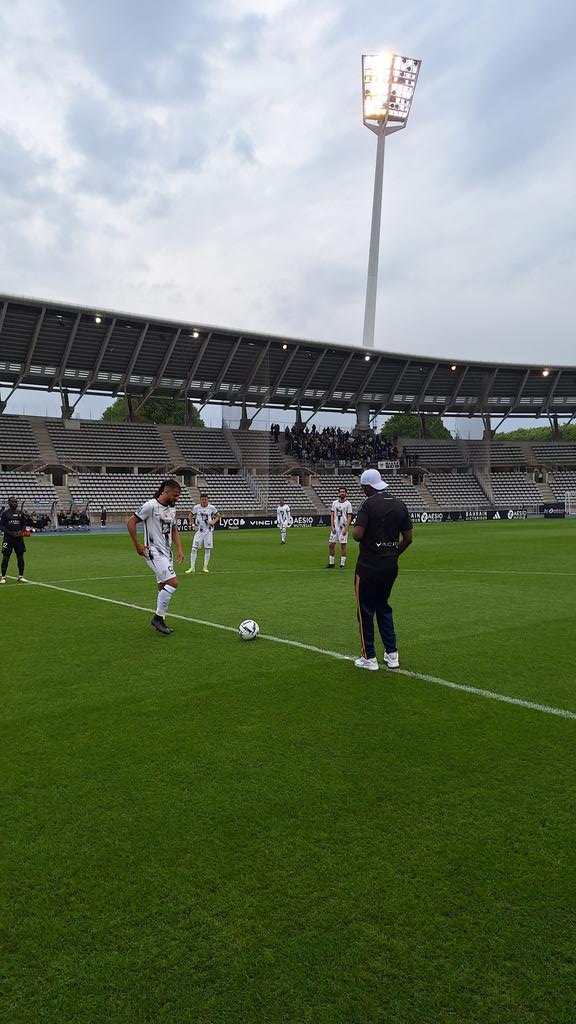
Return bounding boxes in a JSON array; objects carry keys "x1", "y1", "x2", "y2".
[
  {"x1": 352, "y1": 504, "x2": 369, "y2": 542},
  {"x1": 126, "y1": 514, "x2": 148, "y2": 557},
  {"x1": 398, "y1": 527, "x2": 413, "y2": 555},
  {"x1": 342, "y1": 512, "x2": 352, "y2": 537},
  {"x1": 172, "y1": 523, "x2": 184, "y2": 563},
  {"x1": 209, "y1": 512, "x2": 221, "y2": 527}
]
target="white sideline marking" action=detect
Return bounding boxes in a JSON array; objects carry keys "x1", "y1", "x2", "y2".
[{"x1": 10, "y1": 577, "x2": 576, "y2": 722}]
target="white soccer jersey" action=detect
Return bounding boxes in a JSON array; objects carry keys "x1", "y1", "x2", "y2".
[
  {"x1": 331, "y1": 499, "x2": 352, "y2": 532},
  {"x1": 277, "y1": 503, "x2": 291, "y2": 527},
  {"x1": 192, "y1": 503, "x2": 218, "y2": 532},
  {"x1": 136, "y1": 498, "x2": 176, "y2": 554}
]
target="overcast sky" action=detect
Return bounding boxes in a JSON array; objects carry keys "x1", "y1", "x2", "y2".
[{"x1": 1, "y1": 0, "x2": 575, "y2": 428}]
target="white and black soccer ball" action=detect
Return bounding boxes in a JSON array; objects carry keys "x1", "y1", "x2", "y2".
[{"x1": 239, "y1": 619, "x2": 259, "y2": 641}]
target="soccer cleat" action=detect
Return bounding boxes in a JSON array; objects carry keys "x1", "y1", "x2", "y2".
[
  {"x1": 325, "y1": 564, "x2": 335, "y2": 569},
  {"x1": 354, "y1": 657, "x2": 379, "y2": 671},
  {"x1": 384, "y1": 651, "x2": 400, "y2": 670},
  {"x1": 185, "y1": 566, "x2": 195, "y2": 574},
  {"x1": 339, "y1": 565, "x2": 346, "y2": 571},
  {"x1": 18, "y1": 576, "x2": 29, "y2": 583},
  {"x1": 151, "y1": 615, "x2": 173, "y2": 635},
  {"x1": 202, "y1": 566, "x2": 209, "y2": 573},
  {"x1": 0, "y1": 577, "x2": 6, "y2": 585}
]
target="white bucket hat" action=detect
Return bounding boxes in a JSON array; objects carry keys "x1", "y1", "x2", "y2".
[{"x1": 360, "y1": 468, "x2": 389, "y2": 491}]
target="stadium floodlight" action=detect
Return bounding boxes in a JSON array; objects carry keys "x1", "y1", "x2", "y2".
[{"x1": 362, "y1": 52, "x2": 421, "y2": 348}]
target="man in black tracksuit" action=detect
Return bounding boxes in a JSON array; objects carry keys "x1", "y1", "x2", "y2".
[
  {"x1": 0, "y1": 496, "x2": 28, "y2": 584},
  {"x1": 352, "y1": 469, "x2": 413, "y2": 672}
]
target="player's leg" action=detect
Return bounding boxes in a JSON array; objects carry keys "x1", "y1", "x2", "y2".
[
  {"x1": 203, "y1": 534, "x2": 212, "y2": 571},
  {"x1": 354, "y1": 573, "x2": 379, "y2": 669},
  {"x1": 281, "y1": 526, "x2": 286, "y2": 543},
  {"x1": 16, "y1": 540, "x2": 27, "y2": 581},
  {"x1": 374, "y1": 563, "x2": 400, "y2": 667},
  {"x1": 1, "y1": 539, "x2": 12, "y2": 581},
  {"x1": 187, "y1": 534, "x2": 201, "y2": 573},
  {"x1": 148, "y1": 552, "x2": 177, "y2": 634},
  {"x1": 327, "y1": 534, "x2": 336, "y2": 568},
  {"x1": 339, "y1": 540, "x2": 347, "y2": 570}
]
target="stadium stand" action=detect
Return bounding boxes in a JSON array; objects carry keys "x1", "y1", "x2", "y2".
[
  {"x1": 257, "y1": 476, "x2": 317, "y2": 514},
  {"x1": 531, "y1": 444, "x2": 576, "y2": 466},
  {"x1": 548, "y1": 471, "x2": 576, "y2": 502},
  {"x1": 425, "y1": 473, "x2": 491, "y2": 509},
  {"x1": 46, "y1": 420, "x2": 169, "y2": 467},
  {"x1": 488, "y1": 472, "x2": 542, "y2": 506},
  {"x1": 233, "y1": 431, "x2": 286, "y2": 471},
  {"x1": 172, "y1": 428, "x2": 238, "y2": 470},
  {"x1": 0, "y1": 471, "x2": 58, "y2": 506},
  {"x1": 403, "y1": 440, "x2": 466, "y2": 469},
  {"x1": 0, "y1": 416, "x2": 41, "y2": 466},
  {"x1": 201, "y1": 474, "x2": 261, "y2": 515},
  {"x1": 68, "y1": 474, "x2": 196, "y2": 514},
  {"x1": 466, "y1": 441, "x2": 526, "y2": 465},
  {"x1": 311, "y1": 473, "x2": 428, "y2": 513}
]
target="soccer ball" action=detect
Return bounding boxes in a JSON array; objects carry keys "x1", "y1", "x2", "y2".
[{"x1": 239, "y1": 619, "x2": 259, "y2": 641}]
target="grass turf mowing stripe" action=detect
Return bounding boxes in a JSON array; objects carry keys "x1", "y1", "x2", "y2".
[{"x1": 12, "y1": 576, "x2": 576, "y2": 723}]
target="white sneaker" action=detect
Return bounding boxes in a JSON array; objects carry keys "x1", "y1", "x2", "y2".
[
  {"x1": 203, "y1": 566, "x2": 209, "y2": 573},
  {"x1": 18, "y1": 576, "x2": 29, "y2": 583},
  {"x1": 384, "y1": 651, "x2": 400, "y2": 669},
  {"x1": 185, "y1": 567, "x2": 195, "y2": 574},
  {"x1": 354, "y1": 656, "x2": 379, "y2": 671},
  {"x1": 0, "y1": 577, "x2": 5, "y2": 585}
]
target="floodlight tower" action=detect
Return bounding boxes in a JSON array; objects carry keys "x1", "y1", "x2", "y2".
[{"x1": 362, "y1": 52, "x2": 421, "y2": 348}]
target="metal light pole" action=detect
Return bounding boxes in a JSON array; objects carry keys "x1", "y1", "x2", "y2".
[{"x1": 362, "y1": 52, "x2": 421, "y2": 348}]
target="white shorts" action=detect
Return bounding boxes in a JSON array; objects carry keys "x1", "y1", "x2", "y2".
[
  {"x1": 329, "y1": 529, "x2": 349, "y2": 545},
  {"x1": 277, "y1": 520, "x2": 293, "y2": 529},
  {"x1": 146, "y1": 547, "x2": 175, "y2": 584},
  {"x1": 193, "y1": 531, "x2": 213, "y2": 550}
]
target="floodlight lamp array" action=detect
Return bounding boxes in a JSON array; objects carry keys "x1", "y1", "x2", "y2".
[{"x1": 362, "y1": 53, "x2": 421, "y2": 125}]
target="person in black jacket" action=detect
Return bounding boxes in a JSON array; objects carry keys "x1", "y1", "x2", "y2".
[
  {"x1": 0, "y1": 496, "x2": 29, "y2": 584},
  {"x1": 352, "y1": 469, "x2": 413, "y2": 671}
]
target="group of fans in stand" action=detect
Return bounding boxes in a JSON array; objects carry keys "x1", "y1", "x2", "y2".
[{"x1": 285, "y1": 425, "x2": 401, "y2": 465}]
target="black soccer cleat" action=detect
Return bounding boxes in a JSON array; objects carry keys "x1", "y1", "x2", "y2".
[
  {"x1": 325, "y1": 564, "x2": 335, "y2": 569},
  {"x1": 151, "y1": 614, "x2": 173, "y2": 635}
]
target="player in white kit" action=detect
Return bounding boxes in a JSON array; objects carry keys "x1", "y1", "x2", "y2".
[
  {"x1": 326, "y1": 485, "x2": 353, "y2": 570},
  {"x1": 276, "y1": 497, "x2": 292, "y2": 544},
  {"x1": 186, "y1": 493, "x2": 220, "y2": 573},
  {"x1": 127, "y1": 479, "x2": 184, "y2": 634}
]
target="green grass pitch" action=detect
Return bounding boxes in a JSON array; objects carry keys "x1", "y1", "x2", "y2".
[{"x1": 2, "y1": 520, "x2": 575, "y2": 1024}]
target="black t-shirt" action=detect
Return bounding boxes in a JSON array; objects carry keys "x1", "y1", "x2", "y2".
[
  {"x1": 355, "y1": 493, "x2": 412, "y2": 576},
  {"x1": 1, "y1": 509, "x2": 26, "y2": 540}
]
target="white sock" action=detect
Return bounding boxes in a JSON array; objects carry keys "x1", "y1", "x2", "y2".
[
  {"x1": 204, "y1": 550, "x2": 211, "y2": 567},
  {"x1": 281, "y1": 529, "x2": 286, "y2": 542},
  {"x1": 191, "y1": 548, "x2": 198, "y2": 568},
  {"x1": 156, "y1": 583, "x2": 176, "y2": 618},
  {"x1": 340, "y1": 556, "x2": 346, "y2": 567},
  {"x1": 329, "y1": 555, "x2": 335, "y2": 565}
]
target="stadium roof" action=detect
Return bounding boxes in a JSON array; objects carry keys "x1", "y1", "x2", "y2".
[{"x1": 1, "y1": 292, "x2": 575, "y2": 420}]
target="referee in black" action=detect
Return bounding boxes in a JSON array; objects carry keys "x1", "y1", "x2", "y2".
[
  {"x1": 352, "y1": 469, "x2": 413, "y2": 671},
  {"x1": 0, "y1": 496, "x2": 29, "y2": 584}
]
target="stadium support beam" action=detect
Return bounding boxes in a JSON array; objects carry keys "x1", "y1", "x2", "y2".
[
  {"x1": 446, "y1": 365, "x2": 469, "y2": 412},
  {"x1": 371, "y1": 359, "x2": 410, "y2": 419},
  {"x1": 69, "y1": 318, "x2": 117, "y2": 411},
  {"x1": 344, "y1": 355, "x2": 383, "y2": 414},
  {"x1": 256, "y1": 345, "x2": 300, "y2": 409},
  {"x1": 61, "y1": 389, "x2": 72, "y2": 419},
  {"x1": 408, "y1": 362, "x2": 438, "y2": 413},
  {"x1": 14, "y1": 306, "x2": 46, "y2": 389},
  {"x1": 541, "y1": 370, "x2": 562, "y2": 417},
  {"x1": 53, "y1": 312, "x2": 82, "y2": 392},
  {"x1": 315, "y1": 353, "x2": 355, "y2": 413},
  {"x1": 135, "y1": 327, "x2": 182, "y2": 412},
  {"x1": 509, "y1": 368, "x2": 531, "y2": 414},
  {"x1": 0, "y1": 300, "x2": 7, "y2": 341},
  {"x1": 202, "y1": 337, "x2": 243, "y2": 406},
  {"x1": 474, "y1": 368, "x2": 498, "y2": 416},
  {"x1": 114, "y1": 323, "x2": 149, "y2": 396},
  {"x1": 287, "y1": 350, "x2": 326, "y2": 409},
  {"x1": 236, "y1": 341, "x2": 272, "y2": 404},
  {"x1": 175, "y1": 332, "x2": 212, "y2": 400}
]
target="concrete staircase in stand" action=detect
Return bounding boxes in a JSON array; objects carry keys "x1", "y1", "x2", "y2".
[
  {"x1": 155, "y1": 425, "x2": 188, "y2": 469},
  {"x1": 27, "y1": 416, "x2": 60, "y2": 466}
]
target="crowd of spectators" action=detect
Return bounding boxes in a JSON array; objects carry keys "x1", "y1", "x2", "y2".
[
  {"x1": 57, "y1": 509, "x2": 90, "y2": 530},
  {"x1": 285, "y1": 425, "x2": 400, "y2": 466}
]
